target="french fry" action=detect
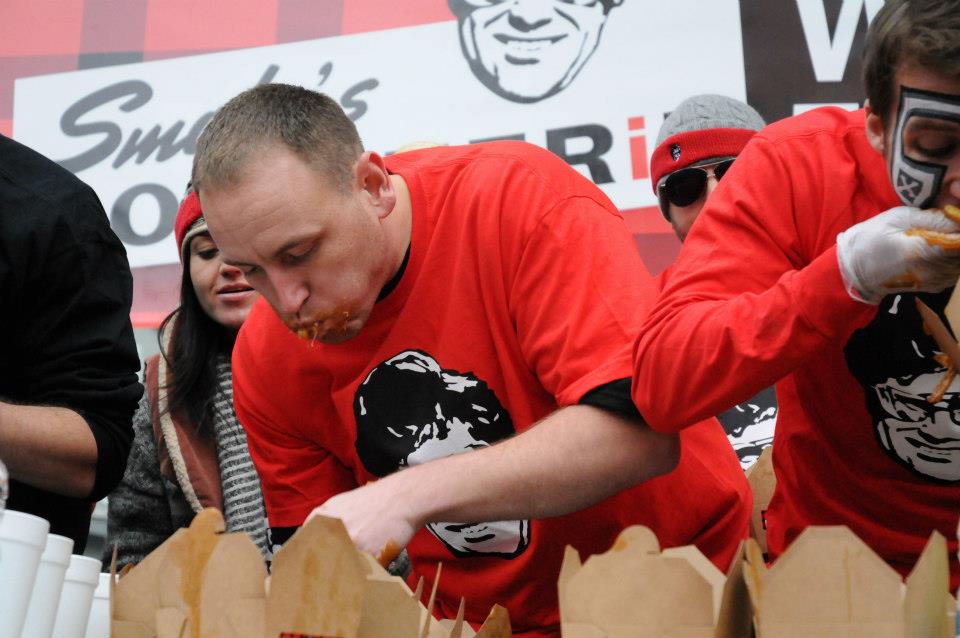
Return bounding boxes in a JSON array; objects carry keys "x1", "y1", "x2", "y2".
[
  {"x1": 904, "y1": 206, "x2": 960, "y2": 249},
  {"x1": 942, "y1": 204, "x2": 960, "y2": 224},
  {"x1": 906, "y1": 228, "x2": 960, "y2": 250},
  {"x1": 916, "y1": 300, "x2": 960, "y2": 403}
]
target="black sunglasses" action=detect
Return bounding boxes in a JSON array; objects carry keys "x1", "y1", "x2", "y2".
[{"x1": 657, "y1": 159, "x2": 735, "y2": 220}]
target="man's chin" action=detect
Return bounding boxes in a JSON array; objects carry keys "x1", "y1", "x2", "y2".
[
  {"x1": 490, "y1": 76, "x2": 565, "y2": 103},
  {"x1": 472, "y1": 55, "x2": 570, "y2": 102},
  {"x1": 318, "y1": 328, "x2": 361, "y2": 345}
]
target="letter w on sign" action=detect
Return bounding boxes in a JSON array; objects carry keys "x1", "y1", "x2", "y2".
[{"x1": 796, "y1": 0, "x2": 884, "y2": 82}]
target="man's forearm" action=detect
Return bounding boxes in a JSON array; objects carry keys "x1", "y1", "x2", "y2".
[
  {"x1": 312, "y1": 404, "x2": 680, "y2": 558},
  {"x1": 0, "y1": 401, "x2": 98, "y2": 497},
  {"x1": 398, "y1": 404, "x2": 678, "y2": 526}
]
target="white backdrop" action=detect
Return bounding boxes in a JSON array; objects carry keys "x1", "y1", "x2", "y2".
[{"x1": 14, "y1": 0, "x2": 744, "y2": 269}]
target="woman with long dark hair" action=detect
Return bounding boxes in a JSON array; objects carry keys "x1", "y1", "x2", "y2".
[{"x1": 106, "y1": 190, "x2": 269, "y2": 567}]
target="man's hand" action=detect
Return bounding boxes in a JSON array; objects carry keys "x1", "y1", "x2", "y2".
[
  {"x1": 837, "y1": 205, "x2": 960, "y2": 303},
  {"x1": 307, "y1": 475, "x2": 421, "y2": 565}
]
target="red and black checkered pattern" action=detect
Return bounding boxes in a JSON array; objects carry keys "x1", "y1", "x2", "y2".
[
  {"x1": 3, "y1": 0, "x2": 679, "y2": 326},
  {"x1": 1, "y1": 0, "x2": 455, "y2": 138}
]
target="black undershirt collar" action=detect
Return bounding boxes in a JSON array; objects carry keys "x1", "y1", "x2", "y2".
[{"x1": 376, "y1": 243, "x2": 411, "y2": 303}]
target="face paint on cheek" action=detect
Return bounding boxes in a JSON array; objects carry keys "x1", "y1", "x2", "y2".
[{"x1": 889, "y1": 86, "x2": 960, "y2": 208}]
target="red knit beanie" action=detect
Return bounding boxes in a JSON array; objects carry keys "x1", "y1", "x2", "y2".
[
  {"x1": 173, "y1": 190, "x2": 207, "y2": 263},
  {"x1": 649, "y1": 95, "x2": 766, "y2": 194},
  {"x1": 649, "y1": 128, "x2": 757, "y2": 194}
]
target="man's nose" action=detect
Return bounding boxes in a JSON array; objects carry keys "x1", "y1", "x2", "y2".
[
  {"x1": 929, "y1": 407, "x2": 960, "y2": 434},
  {"x1": 270, "y1": 271, "x2": 309, "y2": 317},
  {"x1": 705, "y1": 175, "x2": 720, "y2": 198},
  {"x1": 508, "y1": 0, "x2": 553, "y2": 31}
]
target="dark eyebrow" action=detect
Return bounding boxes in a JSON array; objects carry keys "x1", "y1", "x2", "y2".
[{"x1": 221, "y1": 234, "x2": 319, "y2": 268}]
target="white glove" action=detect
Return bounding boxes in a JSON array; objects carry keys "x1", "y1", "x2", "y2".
[{"x1": 836, "y1": 206, "x2": 960, "y2": 304}]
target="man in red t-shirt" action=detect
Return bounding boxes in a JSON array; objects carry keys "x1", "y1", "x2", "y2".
[
  {"x1": 189, "y1": 84, "x2": 749, "y2": 636},
  {"x1": 650, "y1": 94, "x2": 777, "y2": 470},
  {"x1": 634, "y1": 0, "x2": 960, "y2": 586}
]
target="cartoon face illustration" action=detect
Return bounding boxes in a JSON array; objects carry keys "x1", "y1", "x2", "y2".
[
  {"x1": 447, "y1": 0, "x2": 623, "y2": 103},
  {"x1": 845, "y1": 291, "x2": 960, "y2": 482},
  {"x1": 716, "y1": 386, "x2": 777, "y2": 470},
  {"x1": 354, "y1": 350, "x2": 530, "y2": 557},
  {"x1": 873, "y1": 371, "x2": 960, "y2": 481}
]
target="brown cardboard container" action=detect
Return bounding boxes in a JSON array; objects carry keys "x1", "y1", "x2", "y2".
[
  {"x1": 743, "y1": 526, "x2": 954, "y2": 638},
  {"x1": 110, "y1": 528, "x2": 188, "y2": 638},
  {"x1": 746, "y1": 446, "x2": 775, "y2": 556},
  {"x1": 558, "y1": 525, "x2": 751, "y2": 638},
  {"x1": 268, "y1": 516, "x2": 510, "y2": 638},
  {"x1": 109, "y1": 509, "x2": 511, "y2": 638}
]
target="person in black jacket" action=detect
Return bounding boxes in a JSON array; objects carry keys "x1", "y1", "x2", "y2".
[{"x1": 0, "y1": 134, "x2": 142, "y2": 551}]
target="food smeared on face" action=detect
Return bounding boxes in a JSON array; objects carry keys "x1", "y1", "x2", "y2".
[{"x1": 293, "y1": 307, "x2": 353, "y2": 343}]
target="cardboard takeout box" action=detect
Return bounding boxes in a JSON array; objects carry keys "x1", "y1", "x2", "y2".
[{"x1": 109, "y1": 508, "x2": 511, "y2": 638}]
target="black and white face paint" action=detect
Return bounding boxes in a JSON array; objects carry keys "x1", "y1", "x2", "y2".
[{"x1": 889, "y1": 87, "x2": 960, "y2": 209}]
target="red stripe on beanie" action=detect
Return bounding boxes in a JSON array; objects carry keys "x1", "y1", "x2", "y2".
[
  {"x1": 174, "y1": 190, "x2": 204, "y2": 262},
  {"x1": 649, "y1": 128, "x2": 757, "y2": 194}
]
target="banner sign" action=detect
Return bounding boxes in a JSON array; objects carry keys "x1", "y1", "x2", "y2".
[{"x1": 5, "y1": 0, "x2": 878, "y2": 324}]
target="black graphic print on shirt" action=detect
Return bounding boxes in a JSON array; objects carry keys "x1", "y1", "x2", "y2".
[
  {"x1": 354, "y1": 349, "x2": 530, "y2": 558},
  {"x1": 845, "y1": 289, "x2": 960, "y2": 482},
  {"x1": 716, "y1": 386, "x2": 777, "y2": 470}
]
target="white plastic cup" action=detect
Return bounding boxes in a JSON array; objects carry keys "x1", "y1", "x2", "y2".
[
  {"x1": 51, "y1": 555, "x2": 101, "y2": 638},
  {"x1": 21, "y1": 533, "x2": 75, "y2": 638},
  {"x1": 0, "y1": 509, "x2": 50, "y2": 637},
  {"x1": 83, "y1": 573, "x2": 111, "y2": 638}
]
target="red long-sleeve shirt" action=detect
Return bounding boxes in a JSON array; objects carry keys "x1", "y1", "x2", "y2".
[{"x1": 634, "y1": 107, "x2": 960, "y2": 586}]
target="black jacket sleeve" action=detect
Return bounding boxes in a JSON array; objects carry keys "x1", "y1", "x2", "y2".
[{"x1": 0, "y1": 135, "x2": 143, "y2": 502}]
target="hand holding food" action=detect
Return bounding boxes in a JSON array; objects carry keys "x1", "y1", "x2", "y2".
[
  {"x1": 306, "y1": 477, "x2": 420, "y2": 565},
  {"x1": 836, "y1": 205, "x2": 960, "y2": 303}
]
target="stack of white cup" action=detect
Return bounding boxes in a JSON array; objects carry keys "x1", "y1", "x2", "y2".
[
  {"x1": 0, "y1": 509, "x2": 105, "y2": 638},
  {"x1": 84, "y1": 573, "x2": 112, "y2": 638},
  {"x1": 0, "y1": 509, "x2": 50, "y2": 637},
  {"x1": 51, "y1": 554, "x2": 102, "y2": 638},
  {"x1": 21, "y1": 533, "x2": 74, "y2": 638}
]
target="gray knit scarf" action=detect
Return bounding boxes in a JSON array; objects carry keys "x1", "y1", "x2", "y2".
[{"x1": 212, "y1": 355, "x2": 271, "y2": 559}]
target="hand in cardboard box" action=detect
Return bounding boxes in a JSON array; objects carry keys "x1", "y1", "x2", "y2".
[
  {"x1": 306, "y1": 479, "x2": 414, "y2": 567},
  {"x1": 108, "y1": 508, "x2": 512, "y2": 638}
]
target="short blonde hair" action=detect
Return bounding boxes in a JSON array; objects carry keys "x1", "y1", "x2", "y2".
[{"x1": 192, "y1": 83, "x2": 363, "y2": 193}]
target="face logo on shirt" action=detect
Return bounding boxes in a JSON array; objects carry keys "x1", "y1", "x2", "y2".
[
  {"x1": 354, "y1": 350, "x2": 531, "y2": 558},
  {"x1": 845, "y1": 292, "x2": 960, "y2": 482},
  {"x1": 715, "y1": 386, "x2": 777, "y2": 470}
]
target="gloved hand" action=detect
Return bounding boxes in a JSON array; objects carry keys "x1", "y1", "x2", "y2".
[{"x1": 836, "y1": 205, "x2": 960, "y2": 304}]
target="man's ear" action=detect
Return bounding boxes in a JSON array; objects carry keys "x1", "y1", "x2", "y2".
[
  {"x1": 354, "y1": 151, "x2": 396, "y2": 218},
  {"x1": 864, "y1": 99, "x2": 887, "y2": 156}
]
